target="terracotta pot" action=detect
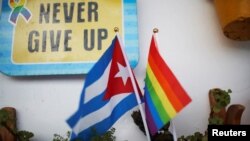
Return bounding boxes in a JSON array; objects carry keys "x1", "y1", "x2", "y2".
[
  {"x1": 225, "y1": 104, "x2": 245, "y2": 124},
  {"x1": 214, "y1": 0, "x2": 250, "y2": 41},
  {"x1": 0, "y1": 107, "x2": 17, "y2": 141}
]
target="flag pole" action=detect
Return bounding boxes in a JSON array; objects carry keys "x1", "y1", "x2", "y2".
[{"x1": 114, "y1": 27, "x2": 151, "y2": 141}]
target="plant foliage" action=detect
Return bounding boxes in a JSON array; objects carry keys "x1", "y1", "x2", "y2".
[
  {"x1": 177, "y1": 88, "x2": 232, "y2": 141},
  {"x1": 55, "y1": 128, "x2": 116, "y2": 141},
  {"x1": 209, "y1": 88, "x2": 231, "y2": 125},
  {"x1": 211, "y1": 89, "x2": 231, "y2": 113},
  {"x1": 0, "y1": 109, "x2": 34, "y2": 141},
  {"x1": 90, "y1": 127, "x2": 116, "y2": 141},
  {"x1": 53, "y1": 131, "x2": 70, "y2": 141}
]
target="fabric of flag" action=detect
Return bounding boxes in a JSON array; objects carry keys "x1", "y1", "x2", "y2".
[
  {"x1": 144, "y1": 35, "x2": 192, "y2": 135},
  {"x1": 67, "y1": 36, "x2": 141, "y2": 141}
]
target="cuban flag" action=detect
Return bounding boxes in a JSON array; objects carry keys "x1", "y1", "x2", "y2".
[{"x1": 67, "y1": 35, "x2": 141, "y2": 140}]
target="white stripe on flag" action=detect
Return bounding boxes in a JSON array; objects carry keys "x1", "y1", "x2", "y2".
[
  {"x1": 84, "y1": 62, "x2": 111, "y2": 104},
  {"x1": 73, "y1": 93, "x2": 131, "y2": 134}
]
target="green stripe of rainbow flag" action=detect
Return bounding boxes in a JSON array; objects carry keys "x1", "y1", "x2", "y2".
[{"x1": 144, "y1": 35, "x2": 192, "y2": 135}]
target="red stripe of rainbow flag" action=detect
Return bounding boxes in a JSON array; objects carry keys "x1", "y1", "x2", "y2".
[{"x1": 144, "y1": 34, "x2": 192, "y2": 135}]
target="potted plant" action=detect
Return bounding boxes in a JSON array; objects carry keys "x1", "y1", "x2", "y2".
[
  {"x1": 0, "y1": 107, "x2": 34, "y2": 141},
  {"x1": 208, "y1": 88, "x2": 245, "y2": 125},
  {"x1": 177, "y1": 88, "x2": 245, "y2": 141},
  {"x1": 213, "y1": 0, "x2": 250, "y2": 41}
]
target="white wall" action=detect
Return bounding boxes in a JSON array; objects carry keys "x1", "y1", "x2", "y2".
[{"x1": 1, "y1": 0, "x2": 250, "y2": 140}]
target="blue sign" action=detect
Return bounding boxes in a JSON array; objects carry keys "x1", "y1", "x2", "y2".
[{"x1": 0, "y1": 0, "x2": 139, "y2": 76}]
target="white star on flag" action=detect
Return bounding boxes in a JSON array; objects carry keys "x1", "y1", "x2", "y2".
[{"x1": 115, "y1": 62, "x2": 130, "y2": 85}]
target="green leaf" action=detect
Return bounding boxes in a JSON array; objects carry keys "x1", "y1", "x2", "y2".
[
  {"x1": 17, "y1": 130, "x2": 34, "y2": 141},
  {"x1": 212, "y1": 106, "x2": 221, "y2": 113}
]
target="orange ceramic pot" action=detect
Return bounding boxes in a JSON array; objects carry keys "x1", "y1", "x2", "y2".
[{"x1": 214, "y1": 0, "x2": 250, "y2": 41}]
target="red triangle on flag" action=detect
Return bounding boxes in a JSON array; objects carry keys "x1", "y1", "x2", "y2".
[{"x1": 103, "y1": 38, "x2": 134, "y2": 100}]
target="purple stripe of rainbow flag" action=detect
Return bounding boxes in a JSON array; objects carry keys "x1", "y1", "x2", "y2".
[{"x1": 145, "y1": 35, "x2": 192, "y2": 135}]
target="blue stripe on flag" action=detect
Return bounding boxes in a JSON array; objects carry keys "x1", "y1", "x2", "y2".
[
  {"x1": 74, "y1": 93, "x2": 137, "y2": 141},
  {"x1": 144, "y1": 86, "x2": 163, "y2": 129},
  {"x1": 67, "y1": 91, "x2": 108, "y2": 128},
  {"x1": 67, "y1": 36, "x2": 139, "y2": 140},
  {"x1": 67, "y1": 38, "x2": 117, "y2": 129},
  {"x1": 83, "y1": 40, "x2": 115, "y2": 88},
  {"x1": 79, "y1": 38, "x2": 115, "y2": 105}
]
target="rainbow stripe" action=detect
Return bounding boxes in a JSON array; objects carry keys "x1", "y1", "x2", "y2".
[
  {"x1": 9, "y1": 0, "x2": 31, "y2": 24},
  {"x1": 145, "y1": 35, "x2": 192, "y2": 135}
]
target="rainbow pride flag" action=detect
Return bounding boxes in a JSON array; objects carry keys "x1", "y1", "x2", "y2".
[{"x1": 144, "y1": 34, "x2": 192, "y2": 135}]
